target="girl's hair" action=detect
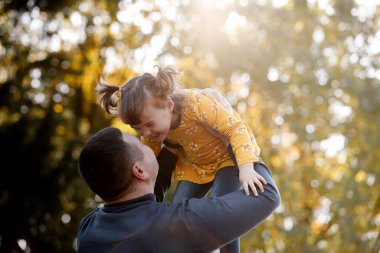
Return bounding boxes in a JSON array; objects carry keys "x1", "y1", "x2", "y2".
[{"x1": 96, "y1": 66, "x2": 185, "y2": 125}]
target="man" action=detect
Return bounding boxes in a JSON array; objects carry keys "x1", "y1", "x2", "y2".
[{"x1": 77, "y1": 127, "x2": 280, "y2": 253}]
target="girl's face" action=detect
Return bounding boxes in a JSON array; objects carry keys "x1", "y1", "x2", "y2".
[{"x1": 131, "y1": 98, "x2": 174, "y2": 142}]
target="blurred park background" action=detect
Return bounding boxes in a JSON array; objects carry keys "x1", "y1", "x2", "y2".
[{"x1": 0, "y1": 0, "x2": 379, "y2": 252}]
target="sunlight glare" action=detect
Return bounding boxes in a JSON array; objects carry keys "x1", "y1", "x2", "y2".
[
  {"x1": 104, "y1": 47, "x2": 124, "y2": 73},
  {"x1": 70, "y1": 12, "x2": 84, "y2": 27},
  {"x1": 329, "y1": 101, "x2": 353, "y2": 123},
  {"x1": 48, "y1": 34, "x2": 61, "y2": 52},
  {"x1": 352, "y1": 0, "x2": 380, "y2": 21},
  {"x1": 30, "y1": 18, "x2": 44, "y2": 31},
  {"x1": 314, "y1": 197, "x2": 332, "y2": 224},
  {"x1": 61, "y1": 214, "x2": 71, "y2": 224},
  {"x1": 305, "y1": 124, "x2": 315, "y2": 134},
  {"x1": 31, "y1": 79, "x2": 41, "y2": 89},
  {"x1": 320, "y1": 134, "x2": 345, "y2": 157},
  {"x1": 314, "y1": 68, "x2": 329, "y2": 86},
  {"x1": 225, "y1": 11, "x2": 247, "y2": 34},
  {"x1": 238, "y1": 0, "x2": 249, "y2": 7},
  {"x1": 366, "y1": 174, "x2": 376, "y2": 186},
  {"x1": 283, "y1": 216, "x2": 294, "y2": 231},
  {"x1": 17, "y1": 239, "x2": 27, "y2": 251},
  {"x1": 272, "y1": 0, "x2": 288, "y2": 9},
  {"x1": 313, "y1": 27, "x2": 325, "y2": 44},
  {"x1": 267, "y1": 66, "x2": 280, "y2": 82}
]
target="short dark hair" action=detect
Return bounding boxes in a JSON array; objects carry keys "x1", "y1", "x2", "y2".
[{"x1": 78, "y1": 127, "x2": 143, "y2": 201}]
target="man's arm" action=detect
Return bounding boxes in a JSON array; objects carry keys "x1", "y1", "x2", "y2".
[{"x1": 181, "y1": 163, "x2": 280, "y2": 252}]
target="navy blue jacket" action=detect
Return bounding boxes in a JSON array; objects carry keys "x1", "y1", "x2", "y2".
[{"x1": 77, "y1": 163, "x2": 280, "y2": 253}]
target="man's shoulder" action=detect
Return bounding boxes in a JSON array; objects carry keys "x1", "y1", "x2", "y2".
[{"x1": 78, "y1": 208, "x2": 99, "y2": 231}]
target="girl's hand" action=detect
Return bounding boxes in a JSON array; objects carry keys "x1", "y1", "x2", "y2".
[{"x1": 239, "y1": 163, "x2": 267, "y2": 196}]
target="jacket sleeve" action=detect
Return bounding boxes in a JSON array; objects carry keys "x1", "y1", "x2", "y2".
[{"x1": 180, "y1": 163, "x2": 280, "y2": 252}]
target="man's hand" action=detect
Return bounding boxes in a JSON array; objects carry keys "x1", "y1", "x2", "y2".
[{"x1": 239, "y1": 163, "x2": 267, "y2": 196}]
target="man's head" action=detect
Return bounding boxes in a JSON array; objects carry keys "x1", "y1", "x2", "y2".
[{"x1": 78, "y1": 127, "x2": 158, "y2": 202}]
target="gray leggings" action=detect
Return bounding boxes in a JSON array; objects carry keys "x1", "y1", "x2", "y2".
[{"x1": 172, "y1": 166, "x2": 241, "y2": 253}]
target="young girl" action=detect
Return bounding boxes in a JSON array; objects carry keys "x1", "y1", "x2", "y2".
[{"x1": 97, "y1": 66, "x2": 268, "y2": 253}]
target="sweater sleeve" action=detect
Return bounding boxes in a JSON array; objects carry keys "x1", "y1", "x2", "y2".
[{"x1": 187, "y1": 91, "x2": 260, "y2": 166}]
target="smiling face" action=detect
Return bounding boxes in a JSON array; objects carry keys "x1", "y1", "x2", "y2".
[{"x1": 131, "y1": 98, "x2": 174, "y2": 142}]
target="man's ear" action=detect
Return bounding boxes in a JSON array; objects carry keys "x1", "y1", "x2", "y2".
[
  {"x1": 167, "y1": 97, "x2": 174, "y2": 112},
  {"x1": 131, "y1": 162, "x2": 149, "y2": 180}
]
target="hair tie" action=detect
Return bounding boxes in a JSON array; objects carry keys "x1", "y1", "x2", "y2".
[{"x1": 119, "y1": 86, "x2": 123, "y2": 91}]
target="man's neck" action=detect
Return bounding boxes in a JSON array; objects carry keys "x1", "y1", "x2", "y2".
[{"x1": 106, "y1": 186, "x2": 153, "y2": 205}]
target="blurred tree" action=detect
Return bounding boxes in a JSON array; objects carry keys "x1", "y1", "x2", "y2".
[
  {"x1": 168, "y1": 1, "x2": 380, "y2": 252},
  {"x1": 0, "y1": 0, "x2": 171, "y2": 252},
  {"x1": 0, "y1": 0, "x2": 379, "y2": 252}
]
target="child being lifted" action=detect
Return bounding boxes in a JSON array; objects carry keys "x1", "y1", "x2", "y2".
[{"x1": 97, "y1": 66, "x2": 273, "y2": 253}]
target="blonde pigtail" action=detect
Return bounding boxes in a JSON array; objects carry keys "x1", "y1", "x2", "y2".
[
  {"x1": 155, "y1": 66, "x2": 179, "y2": 97},
  {"x1": 96, "y1": 77, "x2": 122, "y2": 115}
]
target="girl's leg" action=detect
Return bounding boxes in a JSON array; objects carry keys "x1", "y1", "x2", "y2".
[
  {"x1": 172, "y1": 180, "x2": 212, "y2": 204},
  {"x1": 210, "y1": 166, "x2": 241, "y2": 253}
]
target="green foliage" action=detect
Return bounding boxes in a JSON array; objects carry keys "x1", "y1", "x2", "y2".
[{"x1": 0, "y1": 0, "x2": 379, "y2": 252}]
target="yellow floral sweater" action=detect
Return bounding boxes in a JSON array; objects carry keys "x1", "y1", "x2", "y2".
[{"x1": 143, "y1": 89, "x2": 261, "y2": 184}]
